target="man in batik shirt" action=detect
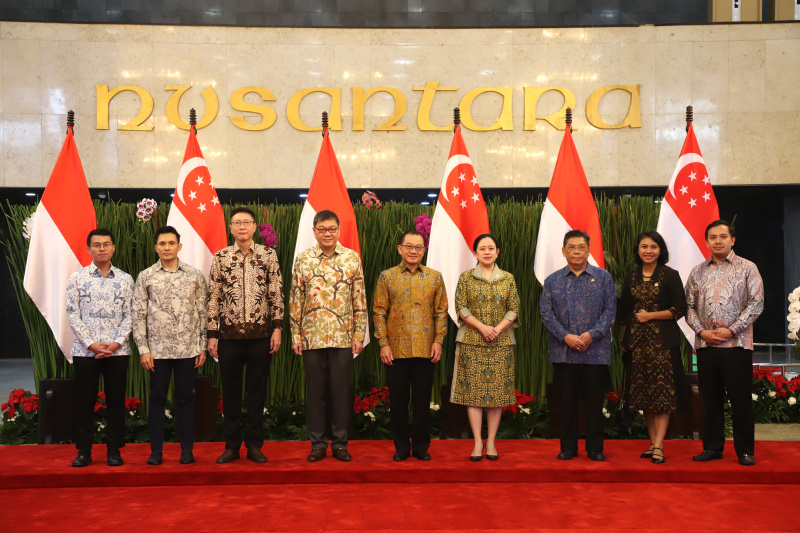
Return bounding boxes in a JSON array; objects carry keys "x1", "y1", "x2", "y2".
[
  {"x1": 373, "y1": 229, "x2": 448, "y2": 461},
  {"x1": 291, "y1": 210, "x2": 367, "y2": 462},
  {"x1": 66, "y1": 228, "x2": 133, "y2": 467},
  {"x1": 686, "y1": 220, "x2": 763, "y2": 466},
  {"x1": 133, "y1": 225, "x2": 207, "y2": 466},
  {"x1": 208, "y1": 207, "x2": 284, "y2": 464}
]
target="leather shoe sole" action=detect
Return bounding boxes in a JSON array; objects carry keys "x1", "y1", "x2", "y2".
[
  {"x1": 308, "y1": 448, "x2": 326, "y2": 462},
  {"x1": 693, "y1": 450, "x2": 723, "y2": 462},
  {"x1": 557, "y1": 450, "x2": 577, "y2": 460},
  {"x1": 739, "y1": 454, "x2": 756, "y2": 466},
  {"x1": 332, "y1": 448, "x2": 352, "y2": 462},
  {"x1": 588, "y1": 451, "x2": 606, "y2": 462},
  {"x1": 247, "y1": 447, "x2": 268, "y2": 463},
  {"x1": 216, "y1": 448, "x2": 240, "y2": 464}
]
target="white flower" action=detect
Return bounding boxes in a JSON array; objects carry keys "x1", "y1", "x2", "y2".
[
  {"x1": 790, "y1": 332, "x2": 798, "y2": 341},
  {"x1": 520, "y1": 407, "x2": 531, "y2": 415},
  {"x1": 638, "y1": 410, "x2": 644, "y2": 415},
  {"x1": 136, "y1": 198, "x2": 157, "y2": 222},
  {"x1": 22, "y1": 210, "x2": 36, "y2": 240},
  {"x1": 752, "y1": 394, "x2": 759, "y2": 401},
  {"x1": 129, "y1": 411, "x2": 134, "y2": 416},
  {"x1": 263, "y1": 408, "x2": 268, "y2": 415},
  {"x1": 769, "y1": 391, "x2": 777, "y2": 398},
  {"x1": 97, "y1": 423, "x2": 105, "y2": 431},
  {"x1": 789, "y1": 397, "x2": 797, "y2": 406},
  {"x1": 292, "y1": 411, "x2": 296, "y2": 416},
  {"x1": 604, "y1": 411, "x2": 611, "y2": 419},
  {"x1": 365, "y1": 411, "x2": 376, "y2": 421},
  {"x1": 429, "y1": 402, "x2": 440, "y2": 411},
  {"x1": 602, "y1": 407, "x2": 608, "y2": 414},
  {"x1": 165, "y1": 409, "x2": 173, "y2": 419},
  {"x1": 789, "y1": 302, "x2": 800, "y2": 313}
]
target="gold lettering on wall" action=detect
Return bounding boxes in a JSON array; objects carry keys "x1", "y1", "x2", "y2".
[
  {"x1": 523, "y1": 87, "x2": 576, "y2": 131},
  {"x1": 459, "y1": 88, "x2": 513, "y2": 131},
  {"x1": 230, "y1": 87, "x2": 277, "y2": 131},
  {"x1": 352, "y1": 87, "x2": 407, "y2": 131},
  {"x1": 586, "y1": 84, "x2": 642, "y2": 129},
  {"x1": 96, "y1": 85, "x2": 154, "y2": 131},
  {"x1": 413, "y1": 81, "x2": 458, "y2": 131},
  {"x1": 287, "y1": 88, "x2": 342, "y2": 131},
  {"x1": 165, "y1": 86, "x2": 219, "y2": 130}
]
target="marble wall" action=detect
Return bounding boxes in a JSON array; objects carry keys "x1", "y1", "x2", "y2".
[{"x1": 0, "y1": 21, "x2": 798, "y2": 190}]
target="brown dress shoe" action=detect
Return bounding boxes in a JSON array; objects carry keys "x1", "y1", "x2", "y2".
[
  {"x1": 332, "y1": 448, "x2": 352, "y2": 462},
  {"x1": 247, "y1": 446, "x2": 267, "y2": 463},
  {"x1": 307, "y1": 448, "x2": 326, "y2": 462},
  {"x1": 216, "y1": 448, "x2": 240, "y2": 464}
]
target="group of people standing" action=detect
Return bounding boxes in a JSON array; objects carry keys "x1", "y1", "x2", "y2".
[{"x1": 64, "y1": 210, "x2": 763, "y2": 469}]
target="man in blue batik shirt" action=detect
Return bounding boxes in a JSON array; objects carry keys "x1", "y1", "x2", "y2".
[
  {"x1": 65, "y1": 228, "x2": 133, "y2": 468},
  {"x1": 539, "y1": 230, "x2": 616, "y2": 462}
]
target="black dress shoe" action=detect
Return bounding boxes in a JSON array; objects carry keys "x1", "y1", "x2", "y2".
[
  {"x1": 332, "y1": 448, "x2": 352, "y2": 462},
  {"x1": 739, "y1": 454, "x2": 756, "y2": 466},
  {"x1": 557, "y1": 450, "x2": 577, "y2": 460},
  {"x1": 107, "y1": 452, "x2": 124, "y2": 466},
  {"x1": 147, "y1": 451, "x2": 163, "y2": 465},
  {"x1": 470, "y1": 443, "x2": 484, "y2": 462},
  {"x1": 414, "y1": 452, "x2": 431, "y2": 461},
  {"x1": 72, "y1": 452, "x2": 92, "y2": 467},
  {"x1": 308, "y1": 448, "x2": 326, "y2": 462},
  {"x1": 393, "y1": 452, "x2": 409, "y2": 461},
  {"x1": 180, "y1": 451, "x2": 195, "y2": 464},
  {"x1": 216, "y1": 448, "x2": 240, "y2": 464},
  {"x1": 588, "y1": 451, "x2": 606, "y2": 462},
  {"x1": 246, "y1": 446, "x2": 268, "y2": 463},
  {"x1": 693, "y1": 450, "x2": 723, "y2": 462}
]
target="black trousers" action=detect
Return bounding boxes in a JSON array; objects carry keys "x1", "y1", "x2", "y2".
[
  {"x1": 553, "y1": 363, "x2": 608, "y2": 453},
  {"x1": 386, "y1": 357, "x2": 436, "y2": 456},
  {"x1": 218, "y1": 338, "x2": 271, "y2": 450},
  {"x1": 149, "y1": 358, "x2": 196, "y2": 453},
  {"x1": 697, "y1": 347, "x2": 755, "y2": 457},
  {"x1": 73, "y1": 355, "x2": 129, "y2": 454},
  {"x1": 303, "y1": 347, "x2": 353, "y2": 450}
]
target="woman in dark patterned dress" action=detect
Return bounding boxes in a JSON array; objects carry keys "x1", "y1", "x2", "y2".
[
  {"x1": 620, "y1": 231, "x2": 690, "y2": 464},
  {"x1": 450, "y1": 234, "x2": 519, "y2": 462}
]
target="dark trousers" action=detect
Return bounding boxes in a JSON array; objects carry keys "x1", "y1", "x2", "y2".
[
  {"x1": 697, "y1": 347, "x2": 755, "y2": 457},
  {"x1": 303, "y1": 347, "x2": 353, "y2": 450},
  {"x1": 553, "y1": 363, "x2": 608, "y2": 453},
  {"x1": 218, "y1": 338, "x2": 271, "y2": 450},
  {"x1": 386, "y1": 357, "x2": 436, "y2": 456},
  {"x1": 149, "y1": 358, "x2": 196, "y2": 453},
  {"x1": 73, "y1": 355, "x2": 129, "y2": 454}
]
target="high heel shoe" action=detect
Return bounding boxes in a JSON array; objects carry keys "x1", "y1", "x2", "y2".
[
  {"x1": 640, "y1": 443, "x2": 654, "y2": 459},
  {"x1": 651, "y1": 447, "x2": 665, "y2": 464},
  {"x1": 470, "y1": 443, "x2": 484, "y2": 462},
  {"x1": 486, "y1": 443, "x2": 498, "y2": 461}
]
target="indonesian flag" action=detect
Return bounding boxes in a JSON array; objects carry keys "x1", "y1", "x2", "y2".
[
  {"x1": 23, "y1": 125, "x2": 96, "y2": 363},
  {"x1": 534, "y1": 125, "x2": 604, "y2": 285},
  {"x1": 426, "y1": 124, "x2": 490, "y2": 323},
  {"x1": 292, "y1": 127, "x2": 369, "y2": 350},
  {"x1": 166, "y1": 125, "x2": 228, "y2": 280},
  {"x1": 656, "y1": 122, "x2": 719, "y2": 346}
]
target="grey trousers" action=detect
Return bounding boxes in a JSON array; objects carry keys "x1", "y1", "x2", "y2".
[{"x1": 303, "y1": 347, "x2": 353, "y2": 450}]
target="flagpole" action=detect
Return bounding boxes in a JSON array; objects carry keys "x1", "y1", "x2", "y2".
[
  {"x1": 565, "y1": 106, "x2": 572, "y2": 132},
  {"x1": 321, "y1": 110, "x2": 328, "y2": 137},
  {"x1": 190, "y1": 107, "x2": 197, "y2": 133},
  {"x1": 686, "y1": 105, "x2": 693, "y2": 132},
  {"x1": 453, "y1": 106, "x2": 460, "y2": 132}
]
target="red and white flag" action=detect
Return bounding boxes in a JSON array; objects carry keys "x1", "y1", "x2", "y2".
[
  {"x1": 426, "y1": 124, "x2": 490, "y2": 323},
  {"x1": 292, "y1": 127, "x2": 369, "y2": 348},
  {"x1": 656, "y1": 122, "x2": 719, "y2": 346},
  {"x1": 23, "y1": 125, "x2": 96, "y2": 362},
  {"x1": 166, "y1": 125, "x2": 228, "y2": 280},
  {"x1": 534, "y1": 125, "x2": 604, "y2": 285}
]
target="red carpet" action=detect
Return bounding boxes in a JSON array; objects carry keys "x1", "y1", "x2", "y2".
[{"x1": 3, "y1": 440, "x2": 800, "y2": 531}]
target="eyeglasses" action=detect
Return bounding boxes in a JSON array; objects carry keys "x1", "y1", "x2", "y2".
[
  {"x1": 565, "y1": 244, "x2": 588, "y2": 252},
  {"x1": 230, "y1": 220, "x2": 254, "y2": 227},
  {"x1": 400, "y1": 244, "x2": 426, "y2": 251},
  {"x1": 90, "y1": 243, "x2": 113, "y2": 250},
  {"x1": 314, "y1": 226, "x2": 339, "y2": 235}
]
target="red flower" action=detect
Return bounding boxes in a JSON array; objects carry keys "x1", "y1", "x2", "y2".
[
  {"x1": 6, "y1": 406, "x2": 15, "y2": 419},
  {"x1": 1, "y1": 402, "x2": 8, "y2": 412},
  {"x1": 94, "y1": 401, "x2": 104, "y2": 412},
  {"x1": 125, "y1": 397, "x2": 141, "y2": 410},
  {"x1": 219, "y1": 397, "x2": 224, "y2": 414},
  {"x1": 97, "y1": 391, "x2": 106, "y2": 399},
  {"x1": 606, "y1": 392, "x2": 620, "y2": 406}
]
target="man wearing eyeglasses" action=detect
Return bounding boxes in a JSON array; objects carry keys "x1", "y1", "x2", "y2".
[
  {"x1": 290, "y1": 210, "x2": 367, "y2": 462},
  {"x1": 539, "y1": 230, "x2": 616, "y2": 462},
  {"x1": 373, "y1": 229, "x2": 448, "y2": 461},
  {"x1": 66, "y1": 228, "x2": 134, "y2": 467},
  {"x1": 207, "y1": 207, "x2": 284, "y2": 464}
]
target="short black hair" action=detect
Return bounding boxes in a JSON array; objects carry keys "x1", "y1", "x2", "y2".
[
  {"x1": 230, "y1": 206, "x2": 256, "y2": 222},
  {"x1": 398, "y1": 229, "x2": 425, "y2": 246},
  {"x1": 87, "y1": 228, "x2": 114, "y2": 246},
  {"x1": 472, "y1": 233, "x2": 498, "y2": 252},
  {"x1": 154, "y1": 225, "x2": 181, "y2": 243},
  {"x1": 313, "y1": 210, "x2": 339, "y2": 227},
  {"x1": 705, "y1": 219, "x2": 735, "y2": 239},
  {"x1": 633, "y1": 230, "x2": 669, "y2": 266},
  {"x1": 563, "y1": 230, "x2": 590, "y2": 247}
]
